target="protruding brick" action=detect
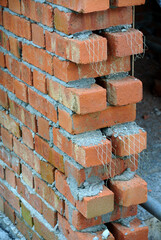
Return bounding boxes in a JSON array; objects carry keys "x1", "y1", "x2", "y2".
[
  {"x1": 109, "y1": 175, "x2": 147, "y2": 207},
  {"x1": 46, "y1": 32, "x2": 107, "y2": 64},
  {"x1": 108, "y1": 218, "x2": 148, "y2": 240},
  {"x1": 98, "y1": 76, "x2": 143, "y2": 106}
]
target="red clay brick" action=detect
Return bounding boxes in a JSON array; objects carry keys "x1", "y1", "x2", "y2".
[
  {"x1": 21, "y1": 63, "x2": 33, "y2": 85},
  {"x1": 111, "y1": 129, "x2": 147, "y2": 156},
  {"x1": 53, "y1": 55, "x2": 131, "y2": 82},
  {"x1": 42, "y1": 203, "x2": 57, "y2": 227},
  {"x1": 0, "y1": 197, "x2": 4, "y2": 212},
  {"x1": 4, "y1": 201, "x2": 15, "y2": 223},
  {"x1": 11, "y1": 155, "x2": 20, "y2": 175},
  {"x1": 22, "y1": 125, "x2": 34, "y2": 149},
  {"x1": 0, "y1": 146, "x2": 11, "y2": 167},
  {"x1": 28, "y1": 88, "x2": 57, "y2": 122},
  {"x1": 22, "y1": 43, "x2": 53, "y2": 74},
  {"x1": 0, "y1": 7, "x2": 2, "y2": 25},
  {"x1": 33, "y1": 69, "x2": 47, "y2": 94},
  {"x1": 8, "y1": 0, "x2": 21, "y2": 14},
  {"x1": 0, "y1": 111, "x2": 21, "y2": 138},
  {"x1": 0, "y1": 165, "x2": 5, "y2": 179},
  {"x1": 0, "y1": 52, "x2": 5, "y2": 67},
  {"x1": 0, "y1": 30, "x2": 9, "y2": 50},
  {"x1": 105, "y1": 28, "x2": 143, "y2": 57},
  {"x1": 0, "y1": 0, "x2": 8, "y2": 7},
  {"x1": 5, "y1": 167, "x2": 16, "y2": 188},
  {"x1": 22, "y1": 164, "x2": 34, "y2": 188},
  {"x1": 1, "y1": 127, "x2": 13, "y2": 150},
  {"x1": 54, "y1": 7, "x2": 132, "y2": 35},
  {"x1": 108, "y1": 218, "x2": 148, "y2": 240},
  {"x1": 58, "y1": 104, "x2": 136, "y2": 134},
  {"x1": 21, "y1": 0, "x2": 54, "y2": 27},
  {"x1": 48, "y1": 79, "x2": 107, "y2": 114},
  {"x1": 14, "y1": 80, "x2": 28, "y2": 103},
  {"x1": 109, "y1": 175, "x2": 147, "y2": 207},
  {"x1": 53, "y1": 127, "x2": 112, "y2": 167},
  {"x1": 32, "y1": 23, "x2": 45, "y2": 48},
  {"x1": 21, "y1": 202, "x2": 33, "y2": 227},
  {"x1": 3, "y1": 11, "x2": 31, "y2": 40},
  {"x1": 0, "y1": 88, "x2": 8, "y2": 109},
  {"x1": 40, "y1": 161, "x2": 55, "y2": 184},
  {"x1": 9, "y1": 36, "x2": 22, "y2": 58},
  {"x1": 37, "y1": 117, "x2": 50, "y2": 141},
  {"x1": 51, "y1": 0, "x2": 109, "y2": 13},
  {"x1": 0, "y1": 69, "x2": 14, "y2": 93},
  {"x1": 98, "y1": 76, "x2": 143, "y2": 106},
  {"x1": 111, "y1": 0, "x2": 145, "y2": 7},
  {"x1": 5, "y1": 54, "x2": 21, "y2": 79},
  {"x1": 46, "y1": 32, "x2": 107, "y2": 64},
  {"x1": 9, "y1": 99, "x2": 37, "y2": 132}
]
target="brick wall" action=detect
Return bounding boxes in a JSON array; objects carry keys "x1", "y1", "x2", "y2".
[{"x1": 0, "y1": 0, "x2": 149, "y2": 239}]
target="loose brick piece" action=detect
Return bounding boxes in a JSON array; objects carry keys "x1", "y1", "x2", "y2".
[
  {"x1": 108, "y1": 218, "x2": 148, "y2": 240},
  {"x1": 98, "y1": 76, "x2": 143, "y2": 106},
  {"x1": 9, "y1": 36, "x2": 22, "y2": 58},
  {"x1": 111, "y1": 0, "x2": 145, "y2": 7},
  {"x1": 3, "y1": 11, "x2": 31, "y2": 40},
  {"x1": 8, "y1": 0, "x2": 21, "y2": 14},
  {"x1": 54, "y1": 7, "x2": 132, "y2": 35},
  {"x1": 22, "y1": 125, "x2": 34, "y2": 149},
  {"x1": 58, "y1": 104, "x2": 136, "y2": 134},
  {"x1": 46, "y1": 32, "x2": 107, "y2": 64},
  {"x1": 21, "y1": 0, "x2": 53, "y2": 27},
  {"x1": 0, "y1": 88, "x2": 8, "y2": 109},
  {"x1": 28, "y1": 88, "x2": 57, "y2": 122},
  {"x1": 51, "y1": 0, "x2": 109, "y2": 13},
  {"x1": 111, "y1": 129, "x2": 147, "y2": 156},
  {"x1": 1, "y1": 127, "x2": 13, "y2": 150},
  {"x1": 14, "y1": 79, "x2": 28, "y2": 103},
  {"x1": 0, "y1": 52, "x2": 5, "y2": 67},
  {"x1": 58, "y1": 214, "x2": 115, "y2": 240},
  {"x1": 33, "y1": 70, "x2": 47, "y2": 94},
  {"x1": 53, "y1": 55, "x2": 131, "y2": 82},
  {"x1": 53, "y1": 128, "x2": 111, "y2": 167},
  {"x1": 56, "y1": 170, "x2": 114, "y2": 219},
  {"x1": 9, "y1": 99, "x2": 37, "y2": 132},
  {"x1": 48, "y1": 79, "x2": 107, "y2": 114},
  {"x1": 105, "y1": 28, "x2": 143, "y2": 57},
  {"x1": 109, "y1": 175, "x2": 147, "y2": 207},
  {"x1": 0, "y1": 111, "x2": 21, "y2": 138},
  {"x1": 22, "y1": 43, "x2": 53, "y2": 74},
  {"x1": 32, "y1": 24, "x2": 45, "y2": 48}
]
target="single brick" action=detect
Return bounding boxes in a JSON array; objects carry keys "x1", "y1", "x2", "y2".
[
  {"x1": 8, "y1": 0, "x2": 21, "y2": 14},
  {"x1": 58, "y1": 214, "x2": 115, "y2": 240},
  {"x1": 53, "y1": 128, "x2": 112, "y2": 168},
  {"x1": 33, "y1": 69, "x2": 47, "y2": 93},
  {"x1": 21, "y1": 0, "x2": 53, "y2": 27},
  {"x1": 21, "y1": 63, "x2": 33, "y2": 85},
  {"x1": 5, "y1": 54, "x2": 21, "y2": 79},
  {"x1": 111, "y1": 129, "x2": 147, "y2": 157},
  {"x1": 109, "y1": 175, "x2": 147, "y2": 207},
  {"x1": 0, "y1": 69, "x2": 14, "y2": 93},
  {"x1": 22, "y1": 125, "x2": 34, "y2": 149},
  {"x1": 51, "y1": 0, "x2": 109, "y2": 13},
  {"x1": 0, "y1": 30, "x2": 9, "y2": 50},
  {"x1": 58, "y1": 104, "x2": 136, "y2": 134},
  {"x1": 28, "y1": 88, "x2": 57, "y2": 122},
  {"x1": 14, "y1": 79, "x2": 28, "y2": 103},
  {"x1": 0, "y1": 52, "x2": 5, "y2": 67},
  {"x1": 37, "y1": 117, "x2": 50, "y2": 141},
  {"x1": 0, "y1": 88, "x2": 8, "y2": 109},
  {"x1": 3, "y1": 11, "x2": 31, "y2": 40},
  {"x1": 11, "y1": 155, "x2": 20, "y2": 175},
  {"x1": 0, "y1": 197, "x2": 4, "y2": 212},
  {"x1": 22, "y1": 164, "x2": 34, "y2": 189},
  {"x1": 40, "y1": 161, "x2": 55, "y2": 184},
  {"x1": 54, "y1": 7, "x2": 132, "y2": 35},
  {"x1": 0, "y1": 111, "x2": 21, "y2": 138},
  {"x1": 5, "y1": 167, "x2": 16, "y2": 188},
  {"x1": 48, "y1": 79, "x2": 107, "y2": 114},
  {"x1": 35, "y1": 135, "x2": 64, "y2": 173},
  {"x1": 0, "y1": 0, "x2": 8, "y2": 7},
  {"x1": 46, "y1": 32, "x2": 107, "y2": 64},
  {"x1": 98, "y1": 76, "x2": 143, "y2": 106},
  {"x1": 111, "y1": 0, "x2": 145, "y2": 7},
  {"x1": 1, "y1": 127, "x2": 13, "y2": 150},
  {"x1": 0, "y1": 165, "x2": 5, "y2": 179},
  {"x1": 105, "y1": 28, "x2": 143, "y2": 57},
  {"x1": 42, "y1": 203, "x2": 57, "y2": 228},
  {"x1": 22, "y1": 43, "x2": 53, "y2": 74},
  {"x1": 21, "y1": 203, "x2": 33, "y2": 227},
  {"x1": 0, "y1": 146, "x2": 11, "y2": 168},
  {"x1": 32, "y1": 24, "x2": 45, "y2": 48},
  {"x1": 53, "y1": 55, "x2": 131, "y2": 82},
  {"x1": 9, "y1": 36, "x2": 22, "y2": 58},
  {"x1": 4, "y1": 201, "x2": 15, "y2": 223},
  {"x1": 108, "y1": 218, "x2": 148, "y2": 240}
]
